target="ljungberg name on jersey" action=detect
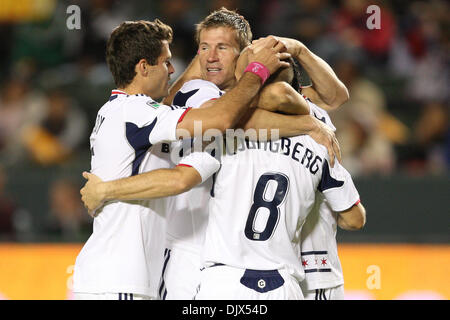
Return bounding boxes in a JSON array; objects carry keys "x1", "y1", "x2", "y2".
[{"x1": 213, "y1": 135, "x2": 324, "y2": 175}]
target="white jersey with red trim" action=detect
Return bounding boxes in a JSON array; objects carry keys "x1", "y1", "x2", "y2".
[
  {"x1": 73, "y1": 89, "x2": 190, "y2": 297},
  {"x1": 164, "y1": 79, "x2": 224, "y2": 253},
  {"x1": 202, "y1": 100, "x2": 359, "y2": 283},
  {"x1": 300, "y1": 101, "x2": 360, "y2": 291}
]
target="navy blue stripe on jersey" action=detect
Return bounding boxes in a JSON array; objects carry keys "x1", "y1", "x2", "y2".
[
  {"x1": 304, "y1": 268, "x2": 332, "y2": 273},
  {"x1": 125, "y1": 118, "x2": 157, "y2": 176},
  {"x1": 318, "y1": 160, "x2": 344, "y2": 192},
  {"x1": 173, "y1": 89, "x2": 199, "y2": 107},
  {"x1": 109, "y1": 95, "x2": 118, "y2": 102},
  {"x1": 209, "y1": 263, "x2": 225, "y2": 268},
  {"x1": 209, "y1": 147, "x2": 218, "y2": 197},
  {"x1": 313, "y1": 111, "x2": 326, "y2": 124},
  {"x1": 315, "y1": 289, "x2": 327, "y2": 300},
  {"x1": 301, "y1": 251, "x2": 328, "y2": 256},
  {"x1": 210, "y1": 172, "x2": 217, "y2": 197},
  {"x1": 158, "y1": 249, "x2": 171, "y2": 299}
]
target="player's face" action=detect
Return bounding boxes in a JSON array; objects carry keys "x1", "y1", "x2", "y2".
[
  {"x1": 147, "y1": 40, "x2": 174, "y2": 100},
  {"x1": 198, "y1": 27, "x2": 240, "y2": 91}
]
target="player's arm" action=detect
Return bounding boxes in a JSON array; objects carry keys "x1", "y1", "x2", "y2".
[
  {"x1": 257, "y1": 81, "x2": 310, "y2": 115},
  {"x1": 336, "y1": 202, "x2": 366, "y2": 231},
  {"x1": 235, "y1": 46, "x2": 310, "y2": 116},
  {"x1": 233, "y1": 46, "x2": 340, "y2": 165},
  {"x1": 319, "y1": 160, "x2": 366, "y2": 229},
  {"x1": 176, "y1": 38, "x2": 291, "y2": 135},
  {"x1": 162, "y1": 55, "x2": 201, "y2": 105},
  {"x1": 237, "y1": 109, "x2": 341, "y2": 167},
  {"x1": 81, "y1": 167, "x2": 199, "y2": 216},
  {"x1": 80, "y1": 152, "x2": 219, "y2": 216},
  {"x1": 289, "y1": 40, "x2": 349, "y2": 110},
  {"x1": 253, "y1": 36, "x2": 349, "y2": 110}
]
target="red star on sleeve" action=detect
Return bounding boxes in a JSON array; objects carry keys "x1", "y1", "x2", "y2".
[
  {"x1": 321, "y1": 258, "x2": 327, "y2": 265},
  {"x1": 302, "y1": 259, "x2": 308, "y2": 266}
]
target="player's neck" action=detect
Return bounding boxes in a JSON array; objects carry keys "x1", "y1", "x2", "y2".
[
  {"x1": 119, "y1": 81, "x2": 149, "y2": 97},
  {"x1": 220, "y1": 77, "x2": 237, "y2": 92}
]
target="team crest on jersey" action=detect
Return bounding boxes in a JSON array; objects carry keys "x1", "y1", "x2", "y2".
[{"x1": 146, "y1": 100, "x2": 160, "y2": 109}]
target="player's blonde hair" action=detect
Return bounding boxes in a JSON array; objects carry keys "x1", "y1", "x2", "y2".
[{"x1": 195, "y1": 7, "x2": 252, "y2": 51}]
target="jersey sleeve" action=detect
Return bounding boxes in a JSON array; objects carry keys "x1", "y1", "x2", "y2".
[
  {"x1": 173, "y1": 79, "x2": 223, "y2": 109},
  {"x1": 124, "y1": 96, "x2": 189, "y2": 147},
  {"x1": 317, "y1": 160, "x2": 360, "y2": 212},
  {"x1": 177, "y1": 151, "x2": 220, "y2": 183},
  {"x1": 307, "y1": 99, "x2": 337, "y2": 132}
]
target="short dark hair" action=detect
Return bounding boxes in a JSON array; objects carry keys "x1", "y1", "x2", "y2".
[
  {"x1": 195, "y1": 7, "x2": 252, "y2": 51},
  {"x1": 265, "y1": 57, "x2": 301, "y2": 88},
  {"x1": 106, "y1": 19, "x2": 173, "y2": 88},
  {"x1": 290, "y1": 57, "x2": 302, "y2": 92}
]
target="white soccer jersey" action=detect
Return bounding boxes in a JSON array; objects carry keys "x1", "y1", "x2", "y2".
[
  {"x1": 299, "y1": 194, "x2": 345, "y2": 291},
  {"x1": 300, "y1": 101, "x2": 360, "y2": 291},
  {"x1": 164, "y1": 80, "x2": 224, "y2": 253},
  {"x1": 203, "y1": 108, "x2": 359, "y2": 283},
  {"x1": 73, "y1": 89, "x2": 190, "y2": 297}
]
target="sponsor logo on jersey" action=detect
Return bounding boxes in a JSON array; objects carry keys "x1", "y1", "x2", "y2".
[{"x1": 146, "y1": 100, "x2": 160, "y2": 109}]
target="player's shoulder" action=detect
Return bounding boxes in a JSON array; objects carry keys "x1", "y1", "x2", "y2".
[
  {"x1": 180, "y1": 79, "x2": 221, "y2": 93},
  {"x1": 121, "y1": 93, "x2": 172, "y2": 111},
  {"x1": 174, "y1": 79, "x2": 223, "y2": 108},
  {"x1": 120, "y1": 93, "x2": 158, "y2": 106},
  {"x1": 305, "y1": 98, "x2": 336, "y2": 132},
  {"x1": 122, "y1": 94, "x2": 175, "y2": 123}
]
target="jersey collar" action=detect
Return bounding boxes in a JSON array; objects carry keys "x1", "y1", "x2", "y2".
[{"x1": 111, "y1": 89, "x2": 127, "y2": 96}]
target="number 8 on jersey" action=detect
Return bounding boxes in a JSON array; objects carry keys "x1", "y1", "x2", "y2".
[{"x1": 245, "y1": 172, "x2": 290, "y2": 241}]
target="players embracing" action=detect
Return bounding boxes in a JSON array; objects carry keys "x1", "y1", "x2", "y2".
[{"x1": 78, "y1": 8, "x2": 366, "y2": 300}]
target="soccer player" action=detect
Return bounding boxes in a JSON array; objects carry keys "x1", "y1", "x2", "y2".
[
  {"x1": 299, "y1": 125, "x2": 366, "y2": 300},
  {"x1": 80, "y1": 8, "x2": 348, "y2": 300},
  {"x1": 193, "y1": 56, "x2": 363, "y2": 300},
  {"x1": 72, "y1": 19, "x2": 289, "y2": 300},
  {"x1": 299, "y1": 196, "x2": 366, "y2": 300},
  {"x1": 250, "y1": 37, "x2": 366, "y2": 300},
  {"x1": 158, "y1": 10, "x2": 347, "y2": 299}
]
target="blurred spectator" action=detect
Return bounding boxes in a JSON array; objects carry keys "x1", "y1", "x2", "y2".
[
  {"x1": 157, "y1": 0, "x2": 199, "y2": 66},
  {"x1": 330, "y1": 0, "x2": 396, "y2": 64},
  {"x1": 330, "y1": 54, "x2": 408, "y2": 176},
  {"x1": 45, "y1": 178, "x2": 91, "y2": 241},
  {"x1": 21, "y1": 88, "x2": 88, "y2": 166},
  {"x1": 81, "y1": 0, "x2": 135, "y2": 63},
  {"x1": 389, "y1": 0, "x2": 449, "y2": 103},
  {"x1": 400, "y1": 101, "x2": 449, "y2": 175},
  {"x1": 259, "y1": 0, "x2": 333, "y2": 47},
  {"x1": 0, "y1": 77, "x2": 47, "y2": 165}
]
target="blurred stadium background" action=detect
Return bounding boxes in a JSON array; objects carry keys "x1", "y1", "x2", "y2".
[{"x1": 0, "y1": 0, "x2": 448, "y2": 300}]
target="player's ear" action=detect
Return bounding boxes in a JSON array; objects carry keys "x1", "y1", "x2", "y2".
[{"x1": 136, "y1": 58, "x2": 149, "y2": 77}]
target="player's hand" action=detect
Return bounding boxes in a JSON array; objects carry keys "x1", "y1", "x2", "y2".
[
  {"x1": 246, "y1": 37, "x2": 291, "y2": 75},
  {"x1": 308, "y1": 116, "x2": 341, "y2": 167},
  {"x1": 80, "y1": 171, "x2": 106, "y2": 217},
  {"x1": 252, "y1": 36, "x2": 305, "y2": 57}
]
